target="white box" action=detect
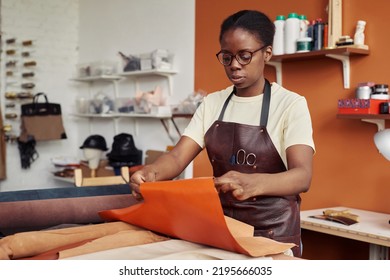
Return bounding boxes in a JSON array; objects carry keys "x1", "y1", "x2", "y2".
[
  {"x1": 150, "y1": 105, "x2": 172, "y2": 117},
  {"x1": 140, "y1": 53, "x2": 153, "y2": 70}
]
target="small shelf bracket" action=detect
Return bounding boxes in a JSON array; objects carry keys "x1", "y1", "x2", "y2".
[
  {"x1": 266, "y1": 61, "x2": 282, "y2": 85},
  {"x1": 325, "y1": 54, "x2": 350, "y2": 89},
  {"x1": 362, "y1": 119, "x2": 385, "y2": 131}
]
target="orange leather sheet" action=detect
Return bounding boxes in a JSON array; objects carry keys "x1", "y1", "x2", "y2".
[{"x1": 100, "y1": 177, "x2": 295, "y2": 257}]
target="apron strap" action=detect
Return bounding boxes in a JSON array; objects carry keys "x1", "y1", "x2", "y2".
[
  {"x1": 217, "y1": 88, "x2": 235, "y2": 121},
  {"x1": 218, "y1": 79, "x2": 272, "y2": 127},
  {"x1": 260, "y1": 79, "x2": 271, "y2": 127}
]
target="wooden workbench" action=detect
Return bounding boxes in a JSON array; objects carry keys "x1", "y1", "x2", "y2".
[{"x1": 301, "y1": 207, "x2": 390, "y2": 259}]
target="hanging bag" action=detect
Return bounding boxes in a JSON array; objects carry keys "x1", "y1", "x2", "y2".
[{"x1": 19, "y1": 92, "x2": 67, "y2": 142}]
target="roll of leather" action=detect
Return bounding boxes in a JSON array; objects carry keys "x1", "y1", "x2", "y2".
[
  {"x1": 0, "y1": 194, "x2": 137, "y2": 235},
  {"x1": 0, "y1": 222, "x2": 142, "y2": 260},
  {"x1": 58, "y1": 229, "x2": 169, "y2": 259}
]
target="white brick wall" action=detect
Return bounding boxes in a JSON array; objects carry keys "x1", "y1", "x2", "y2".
[
  {"x1": 0, "y1": 0, "x2": 80, "y2": 191},
  {"x1": 0, "y1": 0, "x2": 195, "y2": 191}
]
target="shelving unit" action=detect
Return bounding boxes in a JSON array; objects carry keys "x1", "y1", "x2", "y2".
[
  {"x1": 118, "y1": 69, "x2": 177, "y2": 96},
  {"x1": 119, "y1": 69, "x2": 177, "y2": 77},
  {"x1": 268, "y1": 47, "x2": 370, "y2": 89},
  {"x1": 337, "y1": 113, "x2": 390, "y2": 131},
  {"x1": 71, "y1": 75, "x2": 121, "y2": 82},
  {"x1": 71, "y1": 75, "x2": 121, "y2": 133},
  {"x1": 71, "y1": 69, "x2": 180, "y2": 142}
]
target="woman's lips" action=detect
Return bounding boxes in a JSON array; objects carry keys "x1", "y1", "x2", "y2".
[{"x1": 230, "y1": 75, "x2": 245, "y2": 84}]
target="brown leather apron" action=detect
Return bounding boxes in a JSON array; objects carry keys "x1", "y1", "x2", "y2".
[{"x1": 204, "y1": 80, "x2": 302, "y2": 257}]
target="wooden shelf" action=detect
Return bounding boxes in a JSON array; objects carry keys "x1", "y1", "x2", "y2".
[
  {"x1": 71, "y1": 70, "x2": 177, "y2": 82},
  {"x1": 118, "y1": 69, "x2": 177, "y2": 77},
  {"x1": 72, "y1": 113, "x2": 172, "y2": 119},
  {"x1": 71, "y1": 75, "x2": 121, "y2": 82},
  {"x1": 337, "y1": 114, "x2": 390, "y2": 120},
  {"x1": 270, "y1": 46, "x2": 369, "y2": 62},
  {"x1": 267, "y1": 46, "x2": 370, "y2": 89},
  {"x1": 337, "y1": 113, "x2": 390, "y2": 131}
]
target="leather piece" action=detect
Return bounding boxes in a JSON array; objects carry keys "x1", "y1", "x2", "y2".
[
  {"x1": 99, "y1": 177, "x2": 295, "y2": 257},
  {"x1": 65, "y1": 239, "x2": 293, "y2": 260},
  {"x1": 0, "y1": 222, "x2": 139, "y2": 260},
  {"x1": 0, "y1": 194, "x2": 136, "y2": 235},
  {"x1": 59, "y1": 229, "x2": 169, "y2": 259}
]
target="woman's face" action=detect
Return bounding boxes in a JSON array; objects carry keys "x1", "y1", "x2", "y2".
[{"x1": 219, "y1": 27, "x2": 271, "y2": 95}]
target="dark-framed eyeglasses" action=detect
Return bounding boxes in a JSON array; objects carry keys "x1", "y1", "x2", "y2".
[{"x1": 216, "y1": 45, "x2": 267, "y2": 66}]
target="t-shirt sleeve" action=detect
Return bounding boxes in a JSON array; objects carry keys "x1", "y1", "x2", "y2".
[
  {"x1": 283, "y1": 97, "x2": 315, "y2": 152},
  {"x1": 182, "y1": 99, "x2": 206, "y2": 148}
]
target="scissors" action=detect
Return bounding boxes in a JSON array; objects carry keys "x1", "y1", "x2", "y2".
[{"x1": 236, "y1": 149, "x2": 256, "y2": 166}]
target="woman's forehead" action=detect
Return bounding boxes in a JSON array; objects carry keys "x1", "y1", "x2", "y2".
[{"x1": 220, "y1": 28, "x2": 262, "y2": 49}]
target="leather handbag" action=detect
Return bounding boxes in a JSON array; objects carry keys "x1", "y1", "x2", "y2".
[{"x1": 19, "y1": 92, "x2": 67, "y2": 142}]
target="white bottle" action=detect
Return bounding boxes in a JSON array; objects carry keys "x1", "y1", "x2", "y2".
[
  {"x1": 299, "y1": 14, "x2": 309, "y2": 39},
  {"x1": 284, "y1": 13, "x2": 300, "y2": 54},
  {"x1": 273, "y1": 15, "x2": 285, "y2": 55}
]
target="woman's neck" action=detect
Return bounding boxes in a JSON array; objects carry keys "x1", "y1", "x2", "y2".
[{"x1": 235, "y1": 79, "x2": 265, "y2": 97}]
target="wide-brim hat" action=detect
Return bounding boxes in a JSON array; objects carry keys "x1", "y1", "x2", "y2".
[
  {"x1": 80, "y1": 134, "x2": 109, "y2": 151},
  {"x1": 107, "y1": 133, "x2": 141, "y2": 160}
]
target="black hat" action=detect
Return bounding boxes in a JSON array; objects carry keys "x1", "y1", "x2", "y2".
[
  {"x1": 107, "y1": 133, "x2": 142, "y2": 162},
  {"x1": 80, "y1": 134, "x2": 109, "y2": 151}
]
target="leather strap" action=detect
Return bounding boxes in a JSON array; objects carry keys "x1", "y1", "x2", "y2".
[{"x1": 217, "y1": 79, "x2": 271, "y2": 127}]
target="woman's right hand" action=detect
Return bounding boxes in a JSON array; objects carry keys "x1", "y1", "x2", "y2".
[{"x1": 129, "y1": 166, "x2": 157, "y2": 200}]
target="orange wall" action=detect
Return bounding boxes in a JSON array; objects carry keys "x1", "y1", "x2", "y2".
[{"x1": 194, "y1": 0, "x2": 390, "y2": 259}]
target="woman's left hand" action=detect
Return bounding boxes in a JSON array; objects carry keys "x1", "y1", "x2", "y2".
[{"x1": 214, "y1": 171, "x2": 259, "y2": 200}]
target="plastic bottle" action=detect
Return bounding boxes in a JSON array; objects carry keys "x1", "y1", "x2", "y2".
[
  {"x1": 272, "y1": 15, "x2": 285, "y2": 55},
  {"x1": 306, "y1": 19, "x2": 315, "y2": 50},
  {"x1": 284, "y1": 13, "x2": 300, "y2": 54},
  {"x1": 307, "y1": 20, "x2": 315, "y2": 40},
  {"x1": 323, "y1": 23, "x2": 329, "y2": 48},
  {"x1": 299, "y1": 14, "x2": 309, "y2": 39},
  {"x1": 312, "y1": 18, "x2": 325, "y2": 51}
]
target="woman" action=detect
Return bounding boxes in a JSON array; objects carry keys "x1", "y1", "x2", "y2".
[{"x1": 130, "y1": 10, "x2": 315, "y2": 257}]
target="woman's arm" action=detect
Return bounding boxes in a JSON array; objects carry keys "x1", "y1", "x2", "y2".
[
  {"x1": 214, "y1": 144, "x2": 314, "y2": 200},
  {"x1": 130, "y1": 136, "x2": 203, "y2": 195}
]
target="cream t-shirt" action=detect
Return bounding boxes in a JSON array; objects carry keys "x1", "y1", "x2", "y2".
[{"x1": 183, "y1": 82, "x2": 315, "y2": 167}]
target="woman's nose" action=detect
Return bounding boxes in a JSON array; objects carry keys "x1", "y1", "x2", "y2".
[{"x1": 229, "y1": 57, "x2": 242, "y2": 69}]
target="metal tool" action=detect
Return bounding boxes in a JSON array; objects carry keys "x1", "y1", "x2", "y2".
[{"x1": 236, "y1": 148, "x2": 256, "y2": 166}]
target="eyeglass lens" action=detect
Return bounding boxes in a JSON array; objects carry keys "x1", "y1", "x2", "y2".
[{"x1": 218, "y1": 51, "x2": 253, "y2": 66}]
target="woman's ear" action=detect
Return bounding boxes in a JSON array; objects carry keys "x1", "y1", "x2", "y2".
[{"x1": 264, "y1": 46, "x2": 273, "y2": 62}]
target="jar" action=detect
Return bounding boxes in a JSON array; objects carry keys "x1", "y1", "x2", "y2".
[
  {"x1": 296, "y1": 37, "x2": 313, "y2": 53},
  {"x1": 355, "y1": 86, "x2": 372, "y2": 99},
  {"x1": 371, "y1": 84, "x2": 389, "y2": 100},
  {"x1": 380, "y1": 102, "x2": 389, "y2": 114},
  {"x1": 374, "y1": 84, "x2": 389, "y2": 94}
]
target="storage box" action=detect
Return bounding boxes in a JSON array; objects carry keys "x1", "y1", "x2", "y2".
[
  {"x1": 337, "y1": 99, "x2": 384, "y2": 114},
  {"x1": 115, "y1": 97, "x2": 134, "y2": 113},
  {"x1": 139, "y1": 53, "x2": 153, "y2": 71},
  {"x1": 76, "y1": 61, "x2": 118, "y2": 77},
  {"x1": 90, "y1": 60, "x2": 118, "y2": 76},
  {"x1": 152, "y1": 49, "x2": 174, "y2": 70},
  {"x1": 150, "y1": 105, "x2": 172, "y2": 117}
]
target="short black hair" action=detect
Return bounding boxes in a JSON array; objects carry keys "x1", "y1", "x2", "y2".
[{"x1": 219, "y1": 10, "x2": 275, "y2": 47}]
